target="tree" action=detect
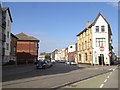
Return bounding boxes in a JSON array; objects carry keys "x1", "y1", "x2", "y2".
[{"x1": 45, "y1": 54, "x2": 51, "y2": 60}]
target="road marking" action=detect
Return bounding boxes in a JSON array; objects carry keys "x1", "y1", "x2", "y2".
[
  {"x1": 113, "y1": 66, "x2": 117, "y2": 71},
  {"x1": 100, "y1": 84, "x2": 104, "y2": 88},
  {"x1": 113, "y1": 69, "x2": 115, "y2": 71},
  {"x1": 107, "y1": 76, "x2": 109, "y2": 78},
  {"x1": 104, "y1": 79, "x2": 107, "y2": 83},
  {"x1": 109, "y1": 68, "x2": 112, "y2": 70},
  {"x1": 109, "y1": 72, "x2": 112, "y2": 76}
]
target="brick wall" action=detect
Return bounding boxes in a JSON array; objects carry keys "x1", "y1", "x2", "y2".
[{"x1": 16, "y1": 40, "x2": 39, "y2": 62}]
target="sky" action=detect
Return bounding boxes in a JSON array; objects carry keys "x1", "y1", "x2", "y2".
[{"x1": 2, "y1": 2, "x2": 118, "y2": 55}]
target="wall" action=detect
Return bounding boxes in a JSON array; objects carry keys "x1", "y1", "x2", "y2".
[
  {"x1": 68, "y1": 45, "x2": 76, "y2": 53},
  {"x1": 17, "y1": 40, "x2": 39, "y2": 62},
  {"x1": 4, "y1": 9, "x2": 11, "y2": 63},
  {"x1": 92, "y1": 15, "x2": 110, "y2": 65},
  {"x1": 10, "y1": 35, "x2": 17, "y2": 61}
]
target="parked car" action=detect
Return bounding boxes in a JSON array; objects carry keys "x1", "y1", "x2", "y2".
[
  {"x1": 112, "y1": 60, "x2": 118, "y2": 65},
  {"x1": 36, "y1": 60, "x2": 52, "y2": 69},
  {"x1": 66, "y1": 60, "x2": 70, "y2": 64},
  {"x1": 51, "y1": 60, "x2": 56, "y2": 64},
  {"x1": 57, "y1": 60, "x2": 66, "y2": 63},
  {"x1": 66, "y1": 60, "x2": 77, "y2": 65}
]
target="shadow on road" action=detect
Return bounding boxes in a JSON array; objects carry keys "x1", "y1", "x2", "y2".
[{"x1": 2, "y1": 63, "x2": 86, "y2": 82}]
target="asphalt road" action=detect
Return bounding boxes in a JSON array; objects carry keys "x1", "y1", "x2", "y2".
[{"x1": 2, "y1": 63, "x2": 117, "y2": 88}]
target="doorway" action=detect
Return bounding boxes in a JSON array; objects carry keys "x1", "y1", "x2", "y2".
[{"x1": 99, "y1": 54, "x2": 105, "y2": 65}]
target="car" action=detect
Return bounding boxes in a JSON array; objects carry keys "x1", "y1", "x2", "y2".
[
  {"x1": 66, "y1": 60, "x2": 70, "y2": 64},
  {"x1": 57, "y1": 60, "x2": 66, "y2": 63},
  {"x1": 66, "y1": 60, "x2": 77, "y2": 65},
  {"x1": 36, "y1": 60, "x2": 52, "y2": 69},
  {"x1": 51, "y1": 60, "x2": 56, "y2": 63},
  {"x1": 70, "y1": 60, "x2": 77, "y2": 65},
  {"x1": 112, "y1": 60, "x2": 118, "y2": 65}
]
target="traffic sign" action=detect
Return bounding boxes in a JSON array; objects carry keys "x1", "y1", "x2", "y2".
[
  {"x1": 108, "y1": 52, "x2": 112, "y2": 56},
  {"x1": 100, "y1": 46, "x2": 104, "y2": 52}
]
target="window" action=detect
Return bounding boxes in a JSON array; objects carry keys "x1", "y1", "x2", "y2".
[
  {"x1": 90, "y1": 39, "x2": 92, "y2": 48},
  {"x1": 6, "y1": 43, "x2": 9, "y2": 50},
  {"x1": 85, "y1": 53, "x2": 87, "y2": 61},
  {"x1": 79, "y1": 54, "x2": 81, "y2": 61},
  {"x1": 96, "y1": 26, "x2": 99, "y2": 32},
  {"x1": 82, "y1": 42, "x2": 83, "y2": 50},
  {"x1": 96, "y1": 38, "x2": 106, "y2": 47},
  {"x1": 101, "y1": 26, "x2": 105, "y2": 32},
  {"x1": 85, "y1": 41, "x2": 87, "y2": 49},
  {"x1": 7, "y1": 31, "x2": 9, "y2": 38}
]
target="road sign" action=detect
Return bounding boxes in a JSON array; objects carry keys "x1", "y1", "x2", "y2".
[
  {"x1": 108, "y1": 52, "x2": 112, "y2": 56},
  {"x1": 100, "y1": 46, "x2": 104, "y2": 52}
]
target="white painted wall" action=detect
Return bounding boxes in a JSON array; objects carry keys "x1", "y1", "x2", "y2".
[
  {"x1": 55, "y1": 49, "x2": 65, "y2": 60},
  {"x1": 68, "y1": 45, "x2": 76, "y2": 53},
  {"x1": 92, "y1": 15, "x2": 110, "y2": 65}
]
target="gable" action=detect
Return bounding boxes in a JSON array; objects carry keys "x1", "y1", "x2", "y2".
[{"x1": 95, "y1": 15, "x2": 108, "y2": 25}]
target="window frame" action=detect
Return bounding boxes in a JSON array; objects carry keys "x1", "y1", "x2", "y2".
[
  {"x1": 101, "y1": 26, "x2": 105, "y2": 32},
  {"x1": 96, "y1": 26, "x2": 99, "y2": 32}
]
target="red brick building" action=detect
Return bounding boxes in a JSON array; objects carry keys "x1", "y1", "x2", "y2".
[{"x1": 16, "y1": 33, "x2": 39, "y2": 64}]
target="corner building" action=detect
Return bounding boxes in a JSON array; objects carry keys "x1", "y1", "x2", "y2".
[{"x1": 77, "y1": 13, "x2": 112, "y2": 65}]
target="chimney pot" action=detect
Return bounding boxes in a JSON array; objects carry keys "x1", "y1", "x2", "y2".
[{"x1": 86, "y1": 21, "x2": 90, "y2": 28}]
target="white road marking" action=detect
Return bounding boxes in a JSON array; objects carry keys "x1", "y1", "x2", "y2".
[
  {"x1": 113, "y1": 66, "x2": 118, "y2": 71},
  {"x1": 109, "y1": 68, "x2": 112, "y2": 70},
  {"x1": 107, "y1": 76, "x2": 109, "y2": 78},
  {"x1": 100, "y1": 84, "x2": 104, "y2": 88},
  {"x1": 113, "y1": 69, "x2": 115, "y2": 71},
  {"x1": 104, "y1": 79, "x2": 107, "y2": 83}
]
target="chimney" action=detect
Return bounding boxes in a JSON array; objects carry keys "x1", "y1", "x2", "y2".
[{"x1": 86, "y1": 21, "x2": 90, "y2": 28}]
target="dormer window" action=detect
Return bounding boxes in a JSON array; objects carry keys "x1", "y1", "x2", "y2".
[
  {"x1": 96, "y1": 26, "x2": 99, "y2": 32},
  {"x1": 101, "y1": 26, "x2": 105, "y2": 32}
]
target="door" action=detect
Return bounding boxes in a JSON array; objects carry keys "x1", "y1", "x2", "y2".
[{"x1": 99, "y1": 54, "x2": 104, "y2": 65}]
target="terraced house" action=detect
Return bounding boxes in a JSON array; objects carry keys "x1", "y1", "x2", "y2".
[{"x1": 77, "y1": 12, "x2": 113, "y2": 65}]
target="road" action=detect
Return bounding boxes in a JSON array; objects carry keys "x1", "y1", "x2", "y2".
[
  {"x1": 2, "y1": 63, "x2": 118, "y2": 88},
  {"x1": 62, "y1": 65, "x2": 118, "y2": 88}
]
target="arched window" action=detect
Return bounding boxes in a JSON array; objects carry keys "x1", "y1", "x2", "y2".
[
  {"x1": 85, "y1": 53, "x2": 87, "y2": 61},
  {"x1": 79, "y1": 54, "x2": 81, "y2": 61}
]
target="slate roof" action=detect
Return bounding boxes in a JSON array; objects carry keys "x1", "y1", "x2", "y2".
[
  {"x1": 16, "y1": 32, "x2": 39, "y2": 41},
  {"x1": 2, "y1": 7, "x2": 13, "y2": 22},
  {"x1": 76, "y1": 12, "x2": 112, "y2": 36},
  {"x1": 11, "y1": 33, "x2": 18, "y2": 39}
]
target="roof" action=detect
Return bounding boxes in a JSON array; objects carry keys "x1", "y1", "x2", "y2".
[
  {"x1": 16, "y1": 32, "x2": 39, "y2": 41},
  {"x1": 2, "y1": 7, "x2": 13, "y2": 22},
  {"x1": 11, "y1": 33, "x2": 18, "y2": 39},
  {"x1": 77, "y1": 12, "x2": 112, "y2": 36}
]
